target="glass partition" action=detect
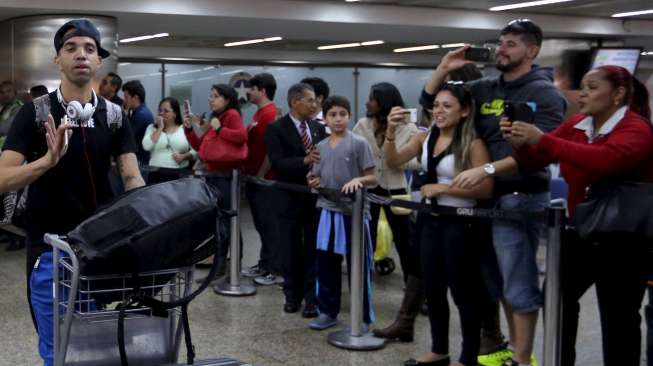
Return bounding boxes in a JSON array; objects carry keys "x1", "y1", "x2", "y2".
[
  {"x1": 355, "y1": 67, "x2": 432, "y2": 124},
  {"x1": 118, "y1": 63, "x2": 163, "y2": 112},
  {"x1": 164, "y1": 64, "x2": 356, "y2": 125},
  {"x1": 118, "y1": 61, "x2": 434, "y2": 128}
]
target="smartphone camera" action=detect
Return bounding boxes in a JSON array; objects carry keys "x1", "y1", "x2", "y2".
[
  {"x1": 465, "y1": 47, "x2": 492, "y2": 63},
  {"x1": 503, "y1": 101, "x2": 535, "y2": 124},
  {"x1": 404, "y1": 108, "x2": 418, "y2": 124},
  {"x1": 183, "y1": 99, "x2": 192, "y2": 116}
]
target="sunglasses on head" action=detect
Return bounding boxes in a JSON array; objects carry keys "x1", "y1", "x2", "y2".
[{"x1": 508, "y1": 18, "x2": 532, "y2": 25}]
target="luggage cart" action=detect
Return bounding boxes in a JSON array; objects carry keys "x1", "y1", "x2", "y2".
[{"x1": 46, "y1": 233, "x2": 196, "y2": 366}]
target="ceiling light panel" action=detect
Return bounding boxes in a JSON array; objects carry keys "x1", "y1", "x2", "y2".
[
  {"x1": 490, "y1": 0, "x2": 574, "y2": 11},
  {"x1": 612, "y1": 9, "x2": 653, "y2": 17},
  {"x1": 393, "y1": 45, "x2": 440, "y2": 53},
  {"x1": 120, "y1": 33, "x2": 169, "y2": 43}
]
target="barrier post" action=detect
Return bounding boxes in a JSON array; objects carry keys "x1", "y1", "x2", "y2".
[
  {"x1": 214, "y1": 169, "x2": 256, "y2": 296},
  {"x1": 327, "y1": 189, "x2": 385, "y2": 350},
  {"x1": 543, "y1": 207, "x2": 565, "y2": 366}
]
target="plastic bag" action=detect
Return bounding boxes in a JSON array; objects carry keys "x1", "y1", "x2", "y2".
[{"x1": 374, "y1": 208, "x2": 393, "y2": 261}]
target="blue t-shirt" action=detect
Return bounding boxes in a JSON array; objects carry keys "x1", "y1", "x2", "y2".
[{"x1": 130, "y1": 104, "x2": 154, "y2": 164}]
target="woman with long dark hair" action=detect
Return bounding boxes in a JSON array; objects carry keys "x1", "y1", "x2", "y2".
[
  {"x1": 353, "y1": 82, "x2": 418, "y2": 284},
  {"x1": 184, "y1": 84, "x2": 247, "y2": 277},
  {"x1": 502, "y1": 65, "x2": 653, "y2": 366},
  {"x1": 385, "y1": 82, "x2": 493, "y2": 366}
]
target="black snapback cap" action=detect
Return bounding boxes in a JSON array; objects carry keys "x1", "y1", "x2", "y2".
[{"x1": 54, "y1": 19, "x2": 111, "y2": 58}]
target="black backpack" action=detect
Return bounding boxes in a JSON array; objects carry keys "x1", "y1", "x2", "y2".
[{"x1": 66, "y1": 177, "x2": 231, "y2": 365}]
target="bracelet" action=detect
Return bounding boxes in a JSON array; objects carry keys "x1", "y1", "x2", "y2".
[{"x1": 385, "y1": 136, "x2": 395, "y2": 142}]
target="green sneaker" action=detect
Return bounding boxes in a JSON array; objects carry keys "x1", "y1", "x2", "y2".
[
  {"x1": 478, "y1": 348, "x2": 513, "y2": 366},
  {"x1": 530, "y1": 353, "x2": 539, "y2": 366}
]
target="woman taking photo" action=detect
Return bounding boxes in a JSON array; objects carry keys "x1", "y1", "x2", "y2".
[
  {"x1": 385, "y1": 82, "x2": 493, "y2": 366},
  {"x1": 352, "y1": 82, "x2": 418, "y2": 283},
  {"x1": 502, "y1": 65, "x2": 653, "y2": 366},
  {"x1": 184, "y1": 84, "x2": 248, "y2": 277},
  {"x1": 143, "y1": 97, "x2": 196, "y2": 183}
]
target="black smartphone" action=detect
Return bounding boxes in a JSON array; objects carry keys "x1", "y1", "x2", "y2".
[
  {"x1": 504, "y1": 101, "x2": 535, "y2": 123},
  {"x1": 465, "y1": 47, "x2": 491, "y2": 63}
]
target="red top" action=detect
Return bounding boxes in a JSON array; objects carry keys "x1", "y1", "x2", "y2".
[
  {"x1": 515, "y1": 111, "x2": 653, "y2": 215},
  {"x1": 185, "y1": 108, "x2": 247, "y2": 172},
  {"x1": 242, "y1": 103, "x2": 277, "y2": 178}
]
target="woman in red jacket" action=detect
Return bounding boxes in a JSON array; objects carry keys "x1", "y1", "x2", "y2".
[
  {"x1": 184, "y1": 84, "x2": 247, "y2": 277},
  {"x1": 501, "y1": 65, "x2": 653, "y2": 366}
]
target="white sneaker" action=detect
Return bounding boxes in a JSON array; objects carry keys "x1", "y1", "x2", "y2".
[
  {"x1": 241, "y1": 264, "x2": 264, "y2": 278},
  {"x1": 254, "y1": 273, "x2": 281, "y2": 286}
]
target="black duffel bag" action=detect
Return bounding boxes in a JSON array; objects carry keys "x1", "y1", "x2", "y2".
[
  {"x1": 66, "y1": 177, "x2": 231, "y2": 365},
  {"x1": 572, "y1": 181, "x2": 653, "y2": 240},
  {"x1": 68, "y1": 177, "x2": 227, "y2": 278}
]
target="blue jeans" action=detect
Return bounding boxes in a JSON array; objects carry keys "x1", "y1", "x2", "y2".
[
  {"x1": 30, "y1": 251, "x2": 56, "y2": 366},
  {"x1": 491, "y1": 192, "x2": 548, "y2": 313}
]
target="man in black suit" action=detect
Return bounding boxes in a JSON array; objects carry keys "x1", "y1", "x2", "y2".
[{"x1": 265, "y1": 83, "x2": 327, "y2": 317}]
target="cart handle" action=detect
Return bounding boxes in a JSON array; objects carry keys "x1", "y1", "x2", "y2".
[{"x1": 44, "y1": 233, "x2": 80, "y2": 366}]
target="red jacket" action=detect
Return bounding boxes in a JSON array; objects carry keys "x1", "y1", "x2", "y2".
[
  {"x1": 515, "y1": 111, "x2": 653, "y2": 215},
  {"x1": 185, "y1": 108, "x2": 247, "y2": 172},
  {"x1": 242, "y1": 103, "x2": 277, "y2": 177}
]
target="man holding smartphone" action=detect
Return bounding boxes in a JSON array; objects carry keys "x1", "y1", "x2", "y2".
[
  {"x1": 0, "y1": 19, "x2": 144, "y2": 365},
  {"x1": 421, "y1": 20, "x2": 566, "y2": 366}
]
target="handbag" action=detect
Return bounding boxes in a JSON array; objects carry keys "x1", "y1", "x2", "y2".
[
  {"x1": 199, "y1": 130, "x2": 248, "y2": 165},
  {"x1": 374, "y1": 208, "x2": 393, "y2": 261},
  {"x1": 572, "y1": 181, "x2": 653, "y2": 239}
]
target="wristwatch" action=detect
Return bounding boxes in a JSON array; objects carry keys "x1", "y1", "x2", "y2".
[{"x1": 483, "y1": 163, "x2": 496, "y2": 176}]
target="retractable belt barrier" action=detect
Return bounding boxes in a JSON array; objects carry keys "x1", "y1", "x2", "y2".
[
  {"x1": 244, "y1": 175, "x2": 548, "y2": 222},
  {"x1": 140, "y1": 168, "x2": 564, "y2": 363},
  {"x1": 243, "y1": 175, "x2": 563, "y2": 360}
]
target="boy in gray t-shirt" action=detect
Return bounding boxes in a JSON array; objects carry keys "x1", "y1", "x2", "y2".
[{"x1": 306, "y1": 96, "x2": 377, "y2": 331}]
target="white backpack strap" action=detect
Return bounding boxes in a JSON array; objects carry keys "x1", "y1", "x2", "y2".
[{"x1": 104, "y1": 98, "x2": 123, "y2": 131}]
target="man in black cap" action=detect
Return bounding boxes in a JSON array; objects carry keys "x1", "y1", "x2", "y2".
[{"x1": 0, "y1": 19, "x2": 144, "y2": 365}]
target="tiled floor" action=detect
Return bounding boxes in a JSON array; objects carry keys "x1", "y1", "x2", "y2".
[{"x1": 0, "y1": 199, "x2": 647, "y2": 365}]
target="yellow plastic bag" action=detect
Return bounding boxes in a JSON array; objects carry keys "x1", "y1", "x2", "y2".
[{"x1": 374, "y1": 208, "x2": 393, "y2": 261}]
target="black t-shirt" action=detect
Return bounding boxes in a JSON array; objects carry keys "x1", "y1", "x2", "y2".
[
  {"x1": 3, "y1": 91, "x2": 137, "y2": 258},
  {"x1": 110, "y1": 94, "x2": 124, "y2": 107}
]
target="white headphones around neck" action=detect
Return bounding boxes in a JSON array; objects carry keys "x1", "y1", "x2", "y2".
[{"x1": 57, "y1": 87, "x2": 98, "y2": 123}]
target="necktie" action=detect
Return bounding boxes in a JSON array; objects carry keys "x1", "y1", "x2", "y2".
[
  {"x1": 300, "y1": 121, "x2": 312, "y2": 153},
  {"x1": 300, "y1": 121, "x2": 313, "y2": 169}
]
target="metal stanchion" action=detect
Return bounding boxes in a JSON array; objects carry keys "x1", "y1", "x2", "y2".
[
  {"x1": 327, "y1": 189, "x2": 385, "y2": 350},
  {"x1": 543, "y1": 207, "x2": 565, "y2": 366},
  {"x1": 214, "y1": 169, "x2": 257, "y2": 296}
]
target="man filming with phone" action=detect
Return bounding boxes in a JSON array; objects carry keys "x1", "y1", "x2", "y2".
[{"x1": 420, "y1": 19, "x2": 566, "y2": 366}]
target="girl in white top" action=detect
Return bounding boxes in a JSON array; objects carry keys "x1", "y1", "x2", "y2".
[
  {"x1": 142, "y1": 97, "x2": 196, "y2": 170},
  {"x1": 384, "y1": 82, "x2": 492, "y2": 366}
]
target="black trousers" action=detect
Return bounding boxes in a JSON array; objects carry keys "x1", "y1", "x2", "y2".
[
  {"x1": 368, "y1": 187, "x2": 413, "y2": 280},
  {"x1": 473, "y1": 218, "x2": 503, "y2": 338},
  {"x1": 420, "y1": 215, "x2": 481, "y2": 366},
  {"x1": 245, "y1": 182, "x2": 282, "y2": 273},
  {"x1": 206, "y1": 175, "x2": 234, "y2": 259},
  {"x1": 560, "y1": 229, "x2": 648, "y2": 366},
  {"x1": 279, "y1": 191, "x2": 318, "y2": 306}
]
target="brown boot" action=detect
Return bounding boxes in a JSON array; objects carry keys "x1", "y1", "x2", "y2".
[
  {"x1": 478, "y1": 304, "x2": 507, "y2": 355},
  {"x1": 373, "y1": 275, "x2": 424, "y2": 342}
]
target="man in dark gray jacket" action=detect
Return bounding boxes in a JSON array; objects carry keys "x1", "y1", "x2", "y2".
[{"x1": 419, "y1": 20, "x2": 566, "y2": 366}]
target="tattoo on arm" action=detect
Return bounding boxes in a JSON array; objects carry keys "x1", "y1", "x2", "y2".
[{"x1": 116, "y1": 153, "x2": 145, "y2": 190}]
